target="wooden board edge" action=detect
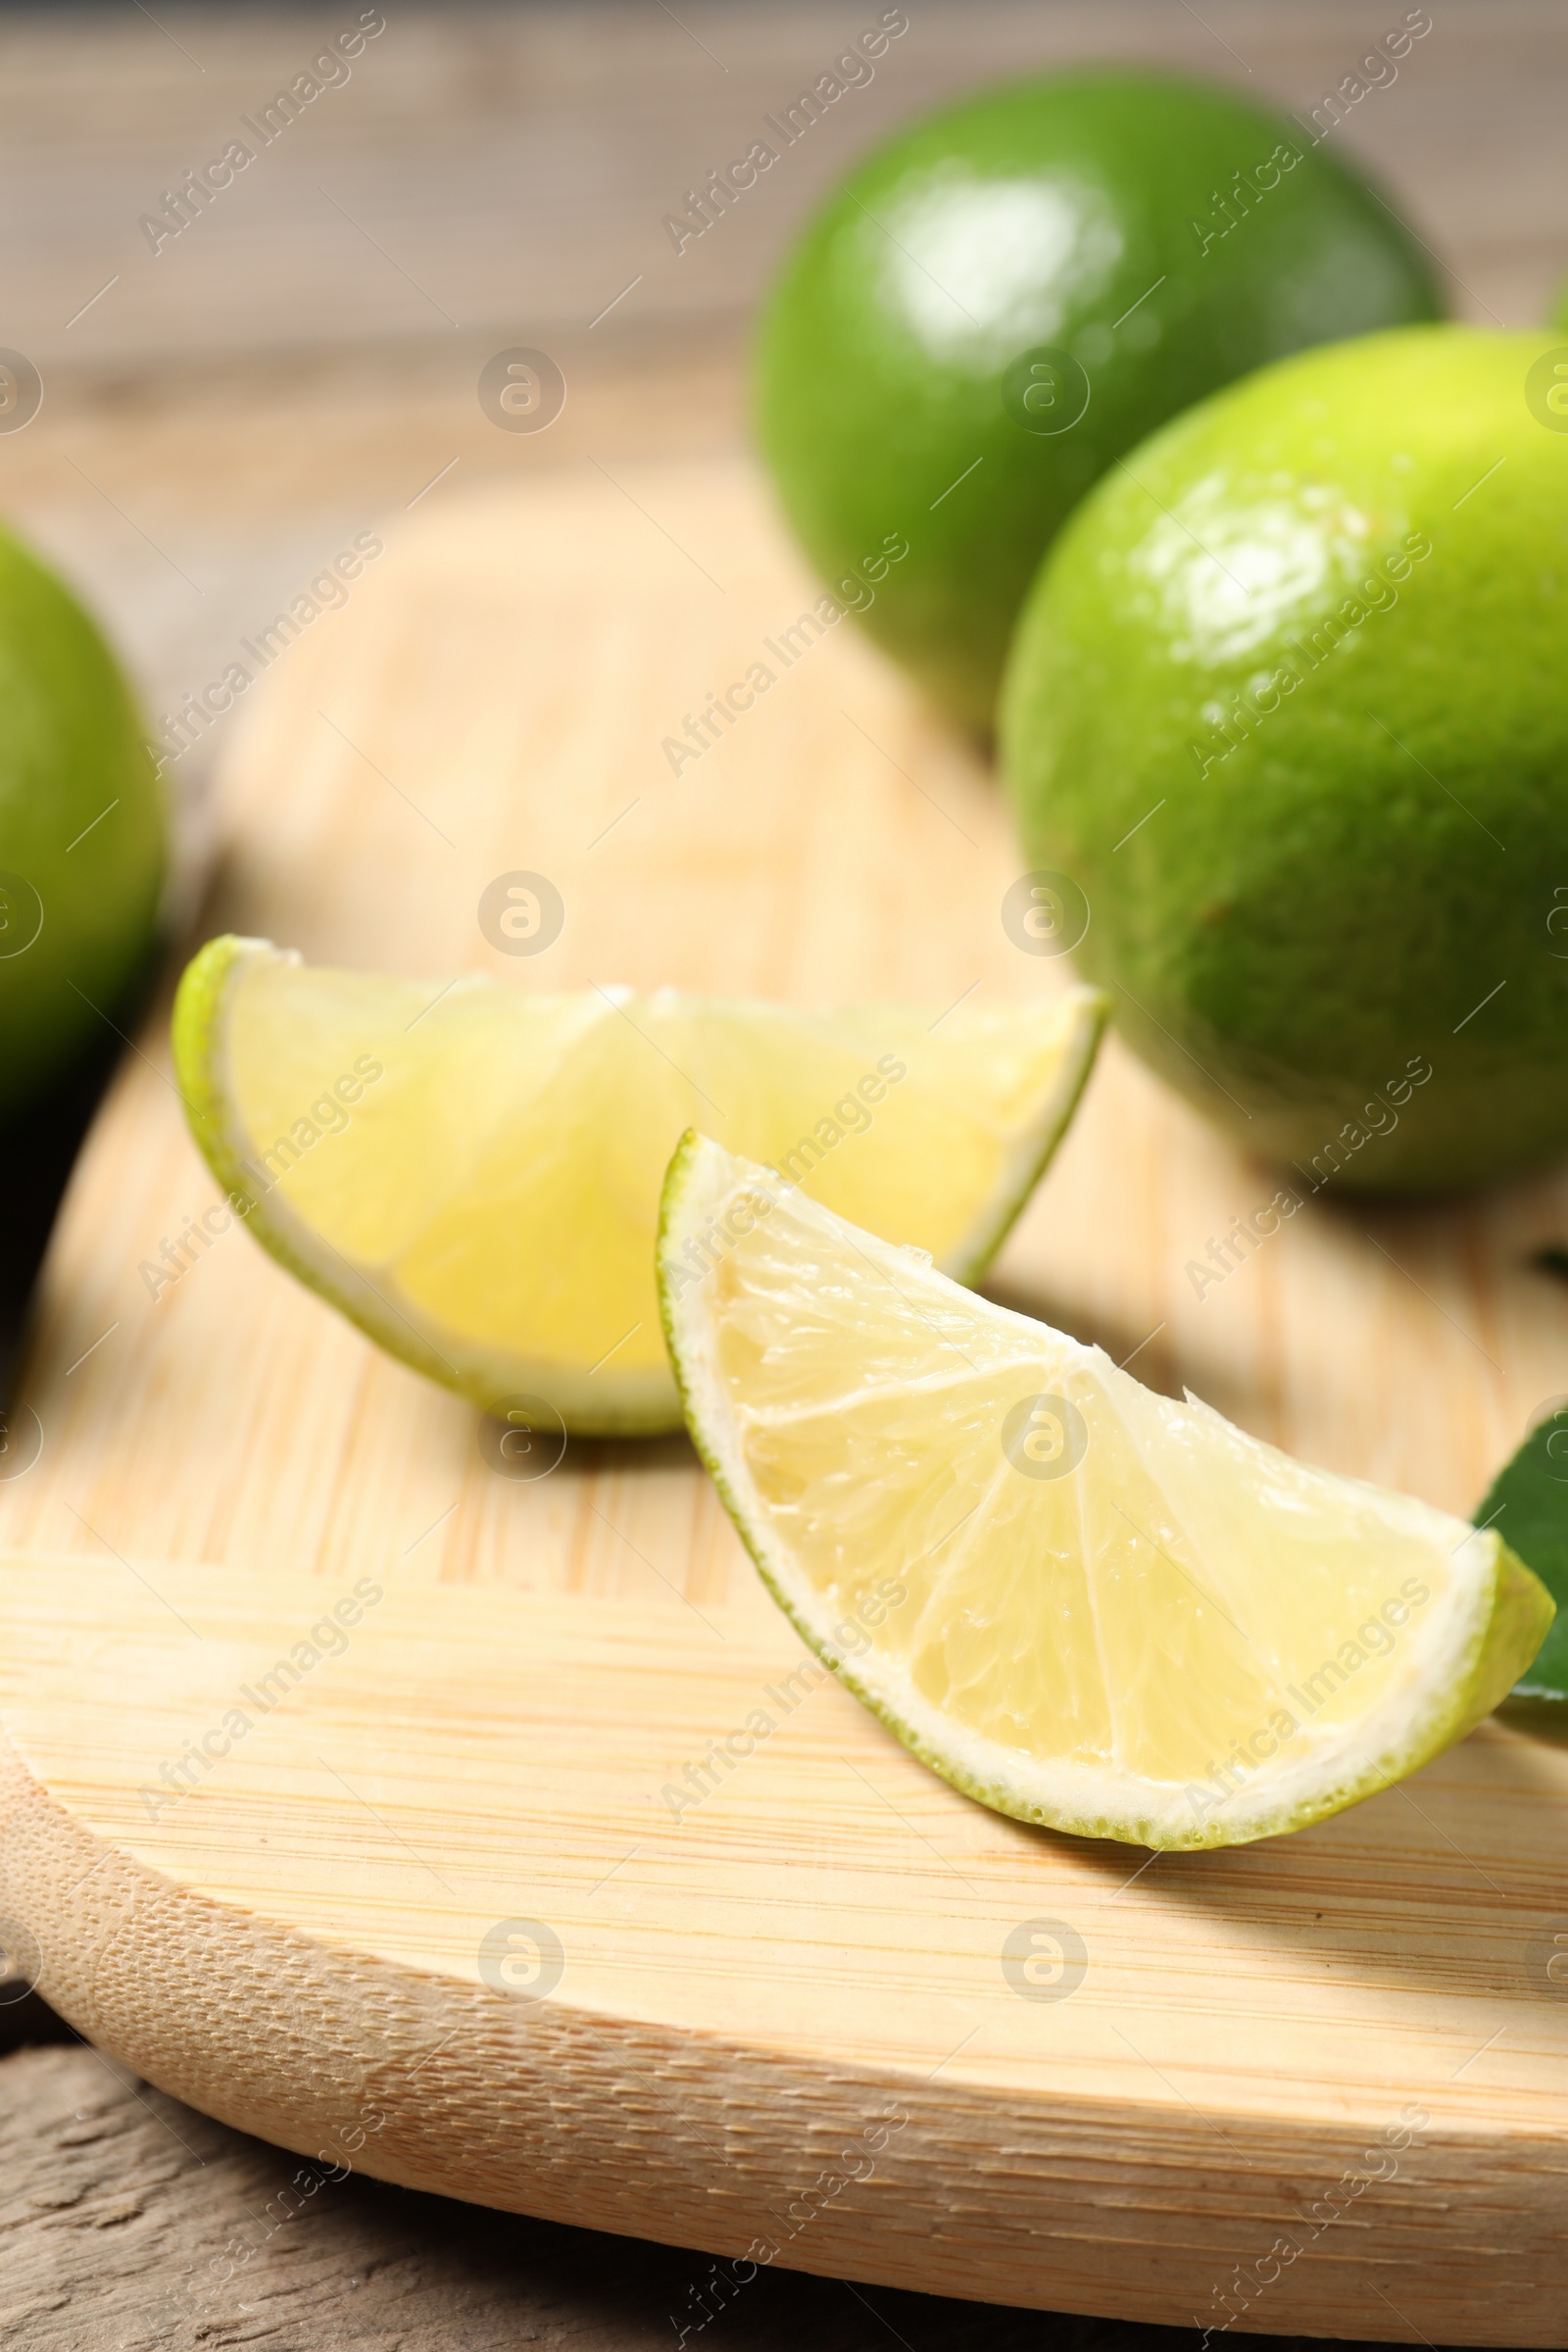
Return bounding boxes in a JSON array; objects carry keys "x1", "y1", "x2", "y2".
[{"x1": 3, "y1": 1724, "x2": 1565, "y2": 2343}]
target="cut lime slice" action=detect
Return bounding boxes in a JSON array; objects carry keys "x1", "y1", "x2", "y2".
[
  {"x1": 659, "y1": 1135, "x2": 1552, "y2": 1848},
  {"x1": 172, "y1": 937, "x2": 1105, "y2": 1436}
]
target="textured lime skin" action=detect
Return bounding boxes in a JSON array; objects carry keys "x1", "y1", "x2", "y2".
[
  {"x1": 755, "y1": 71, "x2": 1444, "y2": 733},
  {"x1": 0, "y1": 524, "x2": 164, "y2": 1110},
  {"x1": 1002, "y1": 325, "x2": 1568, "y2": 1194}
]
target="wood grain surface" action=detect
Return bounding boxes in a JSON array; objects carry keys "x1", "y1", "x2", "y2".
[
  {"x1": 6, "y1": 0, "x2": 1565, "y2": 382},
  {"x1": 2, "y1": 461, "x2": 1568, "y2": 2344},
  {"x1": 2, "y1": 2039, "x2": 1106, "y2": 2352},
  {"x1": 3, "y1": 0, "x2": 1563, "y2": 768}
]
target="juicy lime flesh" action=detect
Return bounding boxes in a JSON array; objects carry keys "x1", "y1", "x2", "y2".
[
  {"x1": 214, "y1": 949, "x2": 1101, "y2": 1402},
  {"x1": 0, "y1": 524, "x2": 164, "y2": 1112},
  {"x1": 1002, "y1": 324, "x2": 1568, "y2": 1192},
  {"x1": 710, "y1": 1190, "x2": 1469, "y2": 1788},
  {"x1": 664, "y1": 1140, "x2": 1551, "y2": 1844},
  {"x1": 755, "y1": 69, "x2": 1444, "y2": 732}
]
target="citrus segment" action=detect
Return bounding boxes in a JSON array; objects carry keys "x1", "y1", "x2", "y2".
[
  {"x1": 659, "y1": 1135, "x2": 1551, "y2": 1847},
  {"x1": 172, "y1": 937, "x2": 1105, "y2": 1435}
]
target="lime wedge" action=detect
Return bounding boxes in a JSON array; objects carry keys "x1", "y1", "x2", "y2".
[
  {"x1": 172, "y1": 937, "x2": 1105, "y2": 1436},
  {"x1": 659, "y1": 1135, "x2": 1552, "y2": 1848}
]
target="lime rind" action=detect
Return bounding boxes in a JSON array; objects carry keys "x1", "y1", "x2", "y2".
[
  {"x1": 940, "y1": 988, "x2": 1105, "y2": 1286},
  {"x1": 174, "y1": 938, "x2": 1107, "y2": 1439},
  {"x1": 174, "y1": 937, "x2": 681, "y2": 1433},
  {"x1": 658, "y1": 1134, "x2": 1554, "y2": 1850},
  {"x1": 172, "y1": 934, "x2": 551, "y2": 1421}
]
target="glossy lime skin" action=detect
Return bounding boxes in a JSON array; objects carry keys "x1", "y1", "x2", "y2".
[
  {"x1": 755, "y1": 71, "x2": 1444, "y2": 733},
  {"x1": 1002, "y1": 325, "x2": 1568, "y2": 1195},
  {"x1": 0, "y1": 524, "x2": 165, "y2": 1111}
]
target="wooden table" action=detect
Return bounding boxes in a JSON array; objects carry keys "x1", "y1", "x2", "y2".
[{"x1": 3, "y1": 5, "x2": 1565, "y2": 2342}]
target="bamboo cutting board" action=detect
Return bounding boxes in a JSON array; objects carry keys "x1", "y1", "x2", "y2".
[{"x1": 4, "y1": 457, "x2": 1568, "y2": 2345}]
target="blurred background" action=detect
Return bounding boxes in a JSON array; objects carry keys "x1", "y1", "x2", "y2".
[
  {"x1": 7, "y1": 0, "x2": 1564, "y2": 1377},
  {"x1": 7, "y1": 0, "x2": 1563, "y2": 800}
]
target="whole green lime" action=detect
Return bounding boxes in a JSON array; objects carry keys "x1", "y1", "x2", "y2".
[
  {"x1": 0, "y1": 525, "x2": 165, "y2": 1112},
  {"x1": 1002, "y1": 324, "x2": 1568, "y2": 1195},
  {"x1": 755, "y1": 70, "x2": 1445, "y2": 733}
]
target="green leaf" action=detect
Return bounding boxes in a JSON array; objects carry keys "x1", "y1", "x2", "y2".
[{"x1": 1476, "y1": 1409, "x2": 1568, "y2": 1726}]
